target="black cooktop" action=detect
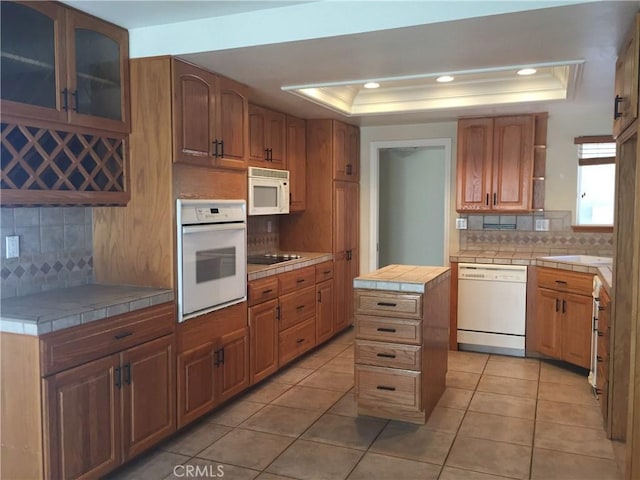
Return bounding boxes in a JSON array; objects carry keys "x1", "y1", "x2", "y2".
[{"x1": 247, "y1": 254, "x2": 302, "y2": 265}]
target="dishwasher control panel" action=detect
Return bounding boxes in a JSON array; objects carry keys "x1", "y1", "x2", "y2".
[{"x1": 458, "y1": 263, "x2": 527, "y2": 283}]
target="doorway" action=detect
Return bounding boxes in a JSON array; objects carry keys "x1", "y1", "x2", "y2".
[{"x1": 369, "y1": 139, "x2": 450, "y2": 270}]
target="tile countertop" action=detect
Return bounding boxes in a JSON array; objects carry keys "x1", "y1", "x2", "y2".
[
  {"x1": 450, "y1": 251, "x2": 613, "y2": 293},
  {"x1": 247, "y1": 252, "x2": 333, "y2": 281},
  {"x1": 0, "y1": 284, "x2": 174, "y2": 336},
  {"x1": 354, "y1": 264, "x2": 451, "y2": 293}
]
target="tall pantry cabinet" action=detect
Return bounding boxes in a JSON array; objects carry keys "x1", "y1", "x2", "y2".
[{"x1": 280, "y1": 119, "x2": 360, "y2": 336}]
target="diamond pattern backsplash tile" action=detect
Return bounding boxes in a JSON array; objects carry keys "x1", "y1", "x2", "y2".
[{"x1": 1, "y1": 206, "x2": 94, "y2": 298}]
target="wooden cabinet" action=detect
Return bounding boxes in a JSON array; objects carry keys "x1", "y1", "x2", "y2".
[
  {"x1": 249, "y1": 104, "x2": 286, "y2": 168},
  {"x1": 0, "y1": 302, "x2": 176, "y2": 480},
  {"x1": 280, "y1": 119, "x2": 360, "y2": 333},
  {"x1": 176, "y1": 302, "x2": 249, "y2": 428},
  {"x1": 287, "y1": 115, "x2": 306, "y2": 211},
  {"x1": 456, "y1": 114, "x2": 539, "y2": 212},
  {"x1": 534, "y1": 267, "x2": 594, "y2": 368},
  {"x1": 613, "y1": 14, "x2": 639, "y2": 138},
  {"x1": 0, "y1": 1, "x2": 131, "y2": 207},
  {"x1": 316, "y1": 263, "x2": 335, "y2": 345},
  {"x1": 333, "y1": 121, "x2": 360, "y2": 181},
  {"x1": 353, "y1": 268, "x2": 450, "y2": 424},
  {"x1": 249, "y1": 299, "x2": 279, "y2": 384},
  {"x1": 1, "y1": 1, "x2": 130, "y2": 133},
  {"x1": 173, "y1": 58, "x2": 248, "y2": 170}
]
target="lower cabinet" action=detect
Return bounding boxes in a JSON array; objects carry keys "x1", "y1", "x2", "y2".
[
  {"x1": 316, "y1": 279, "x2": 335, "y2": 344},
  {"x1": 535, "y1": 267, "x2": 594, "y2": 369},
  {"x1": 249, "y1": 298, "x2": 279, "y2": 384},
  {"x1": 176, "y1": 303, "x2": 249, "y2": 428},
  {"x1": 596, "y1": 288, "x2": 611, "y2": 422},
  {"x1": 44, "y1": 335, "x2": 175, "y2": 478}
]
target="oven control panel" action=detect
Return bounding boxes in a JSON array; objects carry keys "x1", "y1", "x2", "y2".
[{"x1": 179, "y1": 200, "x2": 247, "y2": 226}]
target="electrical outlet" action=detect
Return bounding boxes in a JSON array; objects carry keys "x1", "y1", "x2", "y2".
[
  {"x1": 5, "y1": 235, "x2": 19, "y2": 258},
  {"x1": 455, "y1": 218, "x2": 468, "y2": 230},
  {"x1": 535, "y1": 219, "x2": 550, "y2": 231}
]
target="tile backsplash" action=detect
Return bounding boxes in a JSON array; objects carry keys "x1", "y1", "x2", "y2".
[
  {"x1": 1, "y1": 207, "x2": 93, "y2": 298},
  {"x1": 247, "y1": 215, "x2": 280, "y2": 254},
  {"x1": 458, "y1": 211, "x2": 613, "y2": 255}
]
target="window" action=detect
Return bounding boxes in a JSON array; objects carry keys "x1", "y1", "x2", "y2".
[{"x1": 575, "y1": 136, "x2": 616, "y2": 226}]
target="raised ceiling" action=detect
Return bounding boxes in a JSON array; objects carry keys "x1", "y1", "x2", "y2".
[{"x1": 61, "y1": 1, "x2": 639, "y2": 125}]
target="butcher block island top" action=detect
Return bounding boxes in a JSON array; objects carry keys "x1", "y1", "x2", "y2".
[{"x1": 353, "y1": 265, "x2": 450, "y2": 424}]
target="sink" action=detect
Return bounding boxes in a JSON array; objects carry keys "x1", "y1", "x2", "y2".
[{"x1": 538, "y1": 255, "x2": 612, "y2": 265}]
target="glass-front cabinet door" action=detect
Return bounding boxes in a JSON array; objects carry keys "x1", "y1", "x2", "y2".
[
  {"x1": 66, "y1": 9, "x2": 130, "y2": 133},
  {"x1": 0, "y1": 1, "x2": 67, "y2": 122}
]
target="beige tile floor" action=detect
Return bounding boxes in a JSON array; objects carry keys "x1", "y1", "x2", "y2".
[{"x1": 106, "y1": 329, "x2": 623, "y2": 480}]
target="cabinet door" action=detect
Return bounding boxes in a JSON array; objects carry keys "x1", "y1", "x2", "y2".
[
  {"x1": 217, "y1": 327, "x2": 250, "y2": 403},
  {"x1": 316, "y1": 279, "x2": 335, "y2": 344},
  {"x1": 561, "y1": 293, "x2": 593, "y2": 369},
  {"x1": 287, "y1": 115, "x2": 306, "y2": 211},
  {"x1": 333, "y1": 120, "x2": 359, "y2": 181},
  {"x1": 172, "y1": 59, "x2": 217, "y2": 166},
  {"x1": 613, "y1": 18, "x2": 639, "y2": 138},
  {"x1": 217, "y1": 75, "x2": 248, "y2": 169},
  {"x1": 249, "y1": 104, "x2": 267, "y2": 164},
  {"x1": 43, "y1": 354, "x2": 121, "y2": 480},
  {"x1": 121, "y1": 335, "x2": 175, "y2": 460},
  {"x1": 65, "y1": 8, "x2": 130, "y2": 133},
  {"x1": 0, "y1": 1, "x2": 67, "y2": 123},
  {"x1": 334, "y1": 181, "x2": 359, "y2": 331},
  {"x1": 249, "y1": 299, "x2": 279, "y2": 384},
  {"x1": 456, "y1": 118, "x2": 493, "y2": 211},
  {"x1": 492, "y1": 115, "x2": 534, "y2": 211},
  {"x1": 266, "y1": 109, "x2": 287, "y2": 168},
  {"x1": 176, "y1": 341, "x2": 216, "y2": 428},
  {"x1": 535, "y1": 287, "x2": 562, "y2": 359}
]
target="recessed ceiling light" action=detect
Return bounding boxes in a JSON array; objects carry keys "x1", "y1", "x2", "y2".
[
  {"x1": 363, "y1": 82, "x2": 380, "y2": 89},
  {"x1": 517, "y1": 68, "x2": 537, "y2": 76},
  {"x1": 436, "y1": 75, "x2": 454, "y2": 83}
]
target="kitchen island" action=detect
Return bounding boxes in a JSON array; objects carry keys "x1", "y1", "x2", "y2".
[{"x1": 353, "y1": 264, "x2": 450, "y2": 424}]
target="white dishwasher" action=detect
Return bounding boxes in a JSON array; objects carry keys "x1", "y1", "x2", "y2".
[{"x1": 457, "y1": 263, "x2": 527, "y2": 357}]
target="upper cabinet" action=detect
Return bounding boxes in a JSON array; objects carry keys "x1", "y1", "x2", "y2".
[
  {"x1": 173, "y1": 58, "x2": 248, "y2": 170},
  {"x1": 286, "y1": 115, "x2": 306, "y2": 212},
  {"x1": 613, "y1": 14, "x2": 639, "y2": 139},
  {"x1": 248, "y1": 104, "x2": 286, "y2": 169},
  {"x1": 333, "y1": 121, "x2": 360, "y2": 182},
  {"x1": 456, "y1": 114, "x2": 541, "y2": 213},
  {"x1": 1, "y1": 1, "x2": 130, "y2": 133}
]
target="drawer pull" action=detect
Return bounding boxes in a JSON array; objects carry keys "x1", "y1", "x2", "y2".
[
  {"x1": 595, "y1": 388, "x2": 603, "y2": 395},
  {"x1": 597, "y1": 355, "x2": 604, "y2": 362},
  {"x1": 296, "y1": 338, "x2": 305, "y2": 344},
  {"x1": 296, "y1": 305, "x2": 305, "y2": 310},
  {"x1": 555, "y1": 280, "x2": 567, "y2": 285},
  {"x1": 296, "y1": 279, "x2": 306, "y2": 284},
  {"x1": 376, "y1": 385, "x2": 396, "y2": 391},
  {"x1": 376, "y1": 353, "x2": 396, "y2": 359},
  {"x1": 377, "y1": 302, "x2": 397, "y2": 307},
  {"x1": 597, "y1": 331, "x2": 605, "y2": 337},
  {"x1": 262, "y1": 289, "x2": 273, "y2": 294},
  {"x1": 598, "y1": 306, "x2": 605, "y2": 311},
  {"x1": 114, "y1": 331, "x2": 133, "y2": 340},
  {"x1": 323, "y1": 270, "x2": 331, "y2": 274},
  {"x1": 376, "y1": 327, "x2": 396, "y2": 333}
]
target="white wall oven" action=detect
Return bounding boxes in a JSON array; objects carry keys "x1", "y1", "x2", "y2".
[{"x1": 177, "y1": 199, "x2": 247, "y2": 322}]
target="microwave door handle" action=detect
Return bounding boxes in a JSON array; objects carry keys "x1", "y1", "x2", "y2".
[
  {"x1": 182, "y1": 224, "x2": 246, "y2": 235},
  {"x1": 281, "y1": 184, "x2": 288, "y2": 212}
]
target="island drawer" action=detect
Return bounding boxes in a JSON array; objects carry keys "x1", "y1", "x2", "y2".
[
  {"x1": 279, "y1": 317, "x2": 315, "y2": 366},
  {"x1": 355, "y1": 291, "x2": 422, "y2": 319},
  {"x1": 537, "y1": 267, "x2": 594, "y2": 295},
  {"x1": 355, "y1": 315, "x2": 422, "y2": 345},
  {"x1": 355, "y1": 340, "x2": 421, "y2": 370},
  {"x1": 356, "y1": 364, "x2": 421, "y2": 409},
  {"x1": 248, "y1": 277, "x2": 279, "y2": 306},
  {"x1": 40, "y1": 302, "x2": 175, "y2": 376},
  {"x1": 279, "y1": 266, "x2": 316, "y2": 295},
  {"x1": 315, "y1": 261, "x2": 334, "y2": 283},
  {"x1": 279, "y1": 286, "x2": 316, "y2": 331}
]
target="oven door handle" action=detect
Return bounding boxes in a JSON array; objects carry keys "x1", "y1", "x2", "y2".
[{"x1": 182, "y1": 223, "x2": 246, "y2": 235}]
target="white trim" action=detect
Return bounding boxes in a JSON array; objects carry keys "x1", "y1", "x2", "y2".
[{"x1": 369, "y1": 138, "x2": 451, "y2": 272}]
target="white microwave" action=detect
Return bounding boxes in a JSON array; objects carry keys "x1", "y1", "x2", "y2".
[{"x1": 248, "y1": 166, "x2": 290, "y2": 215}]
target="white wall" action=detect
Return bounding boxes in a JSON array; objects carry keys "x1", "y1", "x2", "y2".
[{"x1": 359, "y1": 106, "x2": 612, "y2": 274}]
